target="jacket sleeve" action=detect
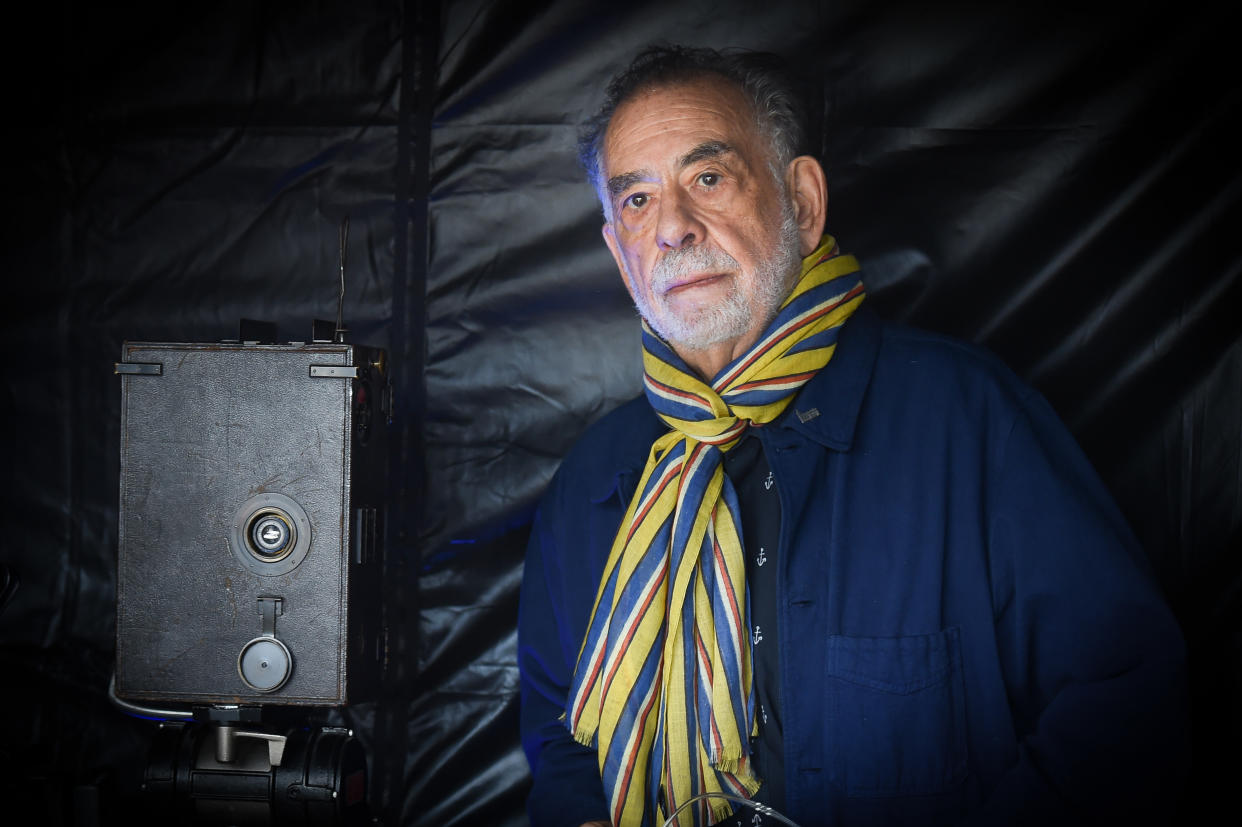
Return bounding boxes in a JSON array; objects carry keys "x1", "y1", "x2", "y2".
[
  {"x1": 519, "y1": 469, "x2": 612, "y2": 827},
  {"x1": 963, "y1": 387, "x2": 1191, "y2": 825}
]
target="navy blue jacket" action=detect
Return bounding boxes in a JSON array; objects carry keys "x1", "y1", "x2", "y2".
[{"x1": 518, "y1": 307, "x2": 1189, "y2": 826}]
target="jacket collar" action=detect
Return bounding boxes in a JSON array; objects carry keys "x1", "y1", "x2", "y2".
[{"x1": 767, "y1": 302, "x2": 881, "y2": 452}]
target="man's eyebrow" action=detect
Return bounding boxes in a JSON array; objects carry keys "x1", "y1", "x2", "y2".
[
  {"x1": 679, "y1": 140, "x2": 734, "y2": 168},
  {"x1": 606, "y1": 170, "x2": 649, "y2": 198}
]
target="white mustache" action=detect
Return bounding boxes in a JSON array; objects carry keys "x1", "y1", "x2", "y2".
[{"x1": 651, "y1": 245, "x2": 739, "y2": 292}]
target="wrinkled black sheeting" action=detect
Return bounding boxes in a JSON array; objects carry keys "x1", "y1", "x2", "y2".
[
  {"x1": 422, "y1": 1, "x2": 1239, "y2": 824},
  {"x1": 2, "y1": 0, "x2": 1240, "y2": 825}
]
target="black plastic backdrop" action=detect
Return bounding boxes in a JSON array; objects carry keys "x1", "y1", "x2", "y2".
[{"x1": 2, "y1": 0, "x2": 1239, "y2": 824}]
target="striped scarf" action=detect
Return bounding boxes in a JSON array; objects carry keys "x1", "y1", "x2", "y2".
[{"x1": 567, "y1": 236, "x2": 866, "y2": 826}]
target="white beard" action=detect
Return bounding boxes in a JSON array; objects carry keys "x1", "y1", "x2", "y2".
[{"x1": 626, "y1": 200, "x2": 803, "y2": 352}]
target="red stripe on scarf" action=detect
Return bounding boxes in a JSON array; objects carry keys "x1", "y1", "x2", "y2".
[
  {"x1": 624, "y1": 460, "x2": 681, "y2": 546},
  {"x1": 614, "y1": 660, "x2": 664, "y2": 826},
  {"x1": 693, "y1": 627, "x2": 725, "y2": 761},
  {"x1": 646, "y1": 374, "x2": 713, "y2": 410},
  {"x1": 710, "y1": 523, "x2": 746, "y2": 651},
  {"x1": 600, "y1": 557, "x2": 670, "y2": 700},
  {"x1": 731, "y1": 370, "x2": 818, "y2": 394}
]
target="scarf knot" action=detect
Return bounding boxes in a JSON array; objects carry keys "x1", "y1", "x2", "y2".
[{"x1": 567, "y1": 236, "x2": 865, "y2": 826}]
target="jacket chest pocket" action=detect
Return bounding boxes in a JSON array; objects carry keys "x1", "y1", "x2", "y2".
[{"x1": 826, "y1": 627, "x2": 968, "y2": 797}]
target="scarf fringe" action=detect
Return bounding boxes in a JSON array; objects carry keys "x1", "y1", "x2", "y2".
[
  {"x1": 572, "y1": 725, "x2": 595, "y2": 749},
  {"x1": 708, "y1": 799, "x2": 734, "y2": 823}
]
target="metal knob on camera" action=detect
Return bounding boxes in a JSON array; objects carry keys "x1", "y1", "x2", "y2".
[{"x1": 238, "y1": 596, "x2": 293, "y2": 693}]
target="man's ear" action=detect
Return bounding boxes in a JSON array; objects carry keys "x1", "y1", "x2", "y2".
[
  {"x1": 786, "y1": 156, "x2": 828, "y2": 256},
  {"x1": 602, "y1": 222, "x2": 633, "y2": 294}
]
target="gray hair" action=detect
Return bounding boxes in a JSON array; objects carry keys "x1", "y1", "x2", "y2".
[{"x1": 578, "y1": 43, "x2": 813, "y2": 217}]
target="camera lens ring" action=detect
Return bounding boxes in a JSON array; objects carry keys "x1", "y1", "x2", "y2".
[{"x1": 228, "y1": 493, "x2": 312, "y2": 576}]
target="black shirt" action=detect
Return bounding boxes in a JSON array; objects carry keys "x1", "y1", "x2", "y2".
[{"x1": 721, "y1": 432, "x2": 785, "y2": 813}]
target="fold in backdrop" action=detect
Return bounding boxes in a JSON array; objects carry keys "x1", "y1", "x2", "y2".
[{"x1": 2, "y1": 0, "x2": 1239, "y2": 824}]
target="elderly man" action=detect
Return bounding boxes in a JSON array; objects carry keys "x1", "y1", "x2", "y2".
[{"x1": 518, "y1": 45, "x2": 1188, "y2": 827}]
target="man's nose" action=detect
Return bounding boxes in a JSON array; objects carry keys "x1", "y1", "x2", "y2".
[{"x1": 655, "y1": 189, "x2": 704, "y2": 251}]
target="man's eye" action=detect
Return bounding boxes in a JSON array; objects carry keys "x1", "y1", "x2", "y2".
[
  {"x1": 698, "y1": 172, "x2": 720, "y2": 187},
  {"x1": 624, "y1": 193, "x2": 649, "y2": 210}
]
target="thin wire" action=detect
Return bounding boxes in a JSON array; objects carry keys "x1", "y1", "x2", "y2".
[
  {"x1": 661, "y1": 792, "x2": 803, "y2": 827},
  {"x1": 336, "y1": 216, "x2": 349, "y2": 342},
  {"x1": 107, "y1": 671, "x2": 193, "y2": 721}
]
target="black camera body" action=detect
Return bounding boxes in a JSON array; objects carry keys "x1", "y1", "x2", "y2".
[{"x1": 115, "y1": 339, "x2": 389, "y2": 707}]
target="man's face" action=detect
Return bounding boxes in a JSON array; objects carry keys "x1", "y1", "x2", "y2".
[{"x1": 599, "y1": 77, "x2": 803, "y2": 357}]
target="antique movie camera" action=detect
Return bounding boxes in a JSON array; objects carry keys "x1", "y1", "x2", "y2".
[{"x1": 110, "y1": 221, "x2": 389, "y2": 825}]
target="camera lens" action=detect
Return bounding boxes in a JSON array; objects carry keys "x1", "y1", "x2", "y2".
[{"x1": 245, "y1": 509, "x2": 295, "y2": 561}]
